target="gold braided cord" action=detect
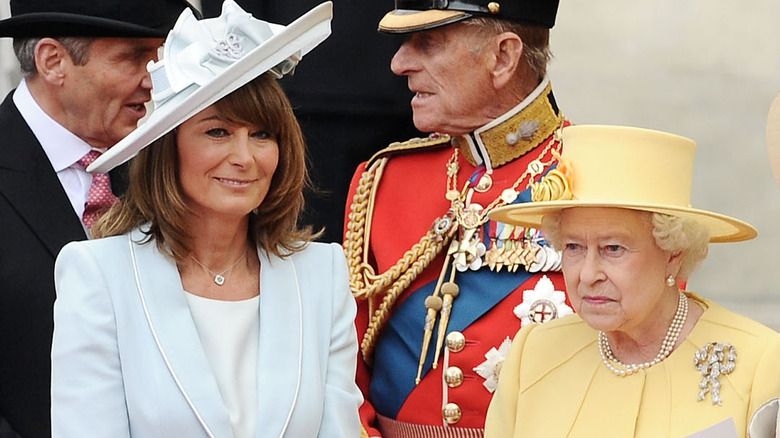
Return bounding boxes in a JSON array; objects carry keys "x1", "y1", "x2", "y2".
[
  {"x1": 344, "y1": 158, "x2": 456, "y2": 363},
  {"x1": 359, "y1": 229, "x2": 454, "y2": 362},
  {"x1": 344, "y1": 159, "x2": 383, "y2": 297}
]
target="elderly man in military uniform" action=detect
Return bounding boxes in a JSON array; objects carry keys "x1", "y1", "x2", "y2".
[{"x1": 343, "y1": 0, "x2": 573, "y2": 436}]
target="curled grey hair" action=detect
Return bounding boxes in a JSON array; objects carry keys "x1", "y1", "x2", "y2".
[
  {"x1": 13, "y1": 37, "x2": 93, "y2": 78},
  {"x1": 462, "y1": 17, "x2": 552, "y2": 81},
  {"x1": 541, "y1": 210, "x2": 710, "y2": 280}
]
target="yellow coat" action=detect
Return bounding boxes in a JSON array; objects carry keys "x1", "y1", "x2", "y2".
[{"x1": 485, "y1": 295, "x2": 780, "y2": 437}]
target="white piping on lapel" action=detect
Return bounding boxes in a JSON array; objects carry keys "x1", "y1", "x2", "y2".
[
  {"x1": 128, "y1": 235, "x2": 216, "y2": 438},
  {"x1": 278, "y1": 258, "x2": 303, "y2": 437}
]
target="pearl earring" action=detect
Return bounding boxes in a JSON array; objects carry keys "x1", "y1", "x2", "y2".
[{"x1": 666, "y1": 275, "x2": 676, "y2": 287}]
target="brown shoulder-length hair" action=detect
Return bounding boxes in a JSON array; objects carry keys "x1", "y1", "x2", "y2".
[{"x1": 92, "y1": 73, "x2": 319, "y2": 260}]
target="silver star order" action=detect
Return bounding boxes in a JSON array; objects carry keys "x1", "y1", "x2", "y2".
[{"x1": 473, "y1": 337, "x2": 513, "y2": 393}]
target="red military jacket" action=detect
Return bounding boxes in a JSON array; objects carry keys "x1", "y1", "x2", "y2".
[{"x1": 344, "y1": 81, "x2": 572, "y2": 437}]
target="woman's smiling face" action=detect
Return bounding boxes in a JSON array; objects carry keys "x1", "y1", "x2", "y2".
[{"x1": 176, "y1": 105, "x2": 279, "y2": 221}]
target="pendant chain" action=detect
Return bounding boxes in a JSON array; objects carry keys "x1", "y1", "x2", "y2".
[{"x1": 190, "y1": 249, "x2": 247, "y2": 286}]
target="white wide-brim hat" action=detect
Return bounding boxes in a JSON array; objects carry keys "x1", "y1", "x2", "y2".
[
  {"x1": 489, "y1": 125, "x2": 757, "y2": 243},
  {"x1": 89, "y1": 0, "x2": 333, "y2": 173}
]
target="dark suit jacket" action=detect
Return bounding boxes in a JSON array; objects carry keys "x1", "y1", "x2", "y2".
[{"x1": 0, "y1": 91, "x2": 127, "y2": 438}]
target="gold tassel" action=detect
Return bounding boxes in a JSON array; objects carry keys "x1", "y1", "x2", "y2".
[{"x1": 432, "y1": 279, "x2": 459, "y2": 369}]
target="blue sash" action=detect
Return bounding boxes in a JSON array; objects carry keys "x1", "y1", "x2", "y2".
[{"x1": 369, "y1": 264, "x2": 533, "y2": 417}]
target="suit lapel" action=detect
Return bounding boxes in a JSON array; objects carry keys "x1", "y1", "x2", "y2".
[
  {"x1": 255, "y1": 249, "x2": 303, "y2": 437},
  {"x1": 0, "y1": 93, "x2": 86, "y2": 254},
  {"x1": 128, "y1": 230, "x2": 233, "y2": 437},
  {"x1": 129, "y1": 233, "x2": 306, "y2": 437}
]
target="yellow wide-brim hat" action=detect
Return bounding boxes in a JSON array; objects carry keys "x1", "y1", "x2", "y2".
[
  {"x1": 490, "y1": 125, "x2": 757, "y2": 243},
  {"x1": 767, "y1": 92, "x2": 780, "y2": 185}
]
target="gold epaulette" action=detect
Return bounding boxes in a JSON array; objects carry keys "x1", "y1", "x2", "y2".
[{"x1": 367, "y1": 133, "x2": 452, "y2": 168}]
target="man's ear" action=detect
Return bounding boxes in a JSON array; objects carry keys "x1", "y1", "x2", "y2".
[
  {"x1": 34, "y1": 38, "x2": 69, "y2": 86},
  {"x1": 491, "y1": 32, "x2": 523, "y2": 89}
]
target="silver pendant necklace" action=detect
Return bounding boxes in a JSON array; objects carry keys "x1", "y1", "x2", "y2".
[{"x1": 189, "y1": 250, "x2": 247, "y2": 286}]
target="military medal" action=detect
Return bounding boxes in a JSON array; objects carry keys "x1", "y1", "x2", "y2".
[
  {"x1": 473, "y1": 336, "x2": 513, "y2": 393},
  {"x1": 513, "y1": 275, "x2": 572, "y2": 325},
  {"x1": 413, "y1": 126, "x2": 565, "y2": 383}
]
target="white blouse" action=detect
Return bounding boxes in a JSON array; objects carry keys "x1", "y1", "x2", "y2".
[{"x1": 185, "y1": 292, "x2": 260, "y2": 438}]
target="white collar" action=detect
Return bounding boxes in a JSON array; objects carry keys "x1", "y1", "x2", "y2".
[{"x1": 13, "y1": 79, "x2": 95, "y2": 171}]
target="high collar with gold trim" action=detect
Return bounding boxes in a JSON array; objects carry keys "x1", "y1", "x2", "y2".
[{"x1": 455, "y1": 78, "x2": 563, "y2": 170}]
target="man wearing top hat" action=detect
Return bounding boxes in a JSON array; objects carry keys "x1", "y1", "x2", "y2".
[
  {"x1": 343, "y1": 0, "x2": 572, "y2": 435},
  {"x1": 0, "y1": 1, "x2": 196, "y2": 436}
]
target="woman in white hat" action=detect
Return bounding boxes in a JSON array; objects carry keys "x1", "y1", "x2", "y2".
[
  {"x1": 483, "y1": 125, "x2": 780, "y2": 437},
  {"x1": 50, "y1": 1, "x2": 362, "y2": 437}
]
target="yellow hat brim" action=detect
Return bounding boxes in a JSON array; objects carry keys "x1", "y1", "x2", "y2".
[
  {"x1": 489, "y1": 125, "x2": 757, "y2": 244},
  {"x1": 378, "y1": 9, "x2": 468, "y2": 34},
  {"x1": 490, "y1": 202, "x2": 757, "y2": 244}
]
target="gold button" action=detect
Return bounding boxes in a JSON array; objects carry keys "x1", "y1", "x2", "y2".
[
  {"x1": 442, "y1": 402, "x2": 462, "y2": 424},
  {"x1": 445, "y1": 366, "x2": 464, "y2": 388},
  {"x1": 487, "y1": 2, "x2": 500, "y2": 14},
  {"x1": 446, "y1": 331, "x2": 466, "y2": 353}
]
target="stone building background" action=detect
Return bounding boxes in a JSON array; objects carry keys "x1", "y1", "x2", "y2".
[{"x1": 547, "y1": 1, "x2": 780, "y2": 328}]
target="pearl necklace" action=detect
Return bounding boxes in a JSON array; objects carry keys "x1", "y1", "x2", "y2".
[
  {"x1": 598, "y1": 290, "x2": 688, "y2": 376},
  {"x1": 189, "y1": 250, "x2": 247, "y2": 286}
]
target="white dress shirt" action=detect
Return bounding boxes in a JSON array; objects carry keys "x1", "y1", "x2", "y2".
[{"x1": 13, "y1": 79, "x2": 98, "y2": 228}]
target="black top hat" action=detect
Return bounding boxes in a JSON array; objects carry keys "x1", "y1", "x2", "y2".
[
  {"x1": 0, "y1": 0, "x2": 201, "y2": 38},
  {"x1": 378, "y1": 0, "x2": 559, "y2": 34}
]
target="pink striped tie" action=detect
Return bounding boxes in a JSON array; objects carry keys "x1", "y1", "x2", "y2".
[{"x1": 77, "y1": 150, "x2": 119, "y2": 229}]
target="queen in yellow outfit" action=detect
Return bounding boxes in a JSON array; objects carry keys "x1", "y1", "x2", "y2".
[{"x1": 484, "y1": 125, "x2": 780, "y2": 438}]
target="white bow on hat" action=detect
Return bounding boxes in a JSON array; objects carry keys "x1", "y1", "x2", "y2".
[{"x1": 151, "y1": 0, "x2": 301, "y2": 104}]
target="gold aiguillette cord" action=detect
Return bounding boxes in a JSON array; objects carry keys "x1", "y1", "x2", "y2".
[
  {"x1": 415, "y1": 180, "x2": 468, "y2": 384},
  {"x1": 432, "y1": 268, "x2": 458, "y2": 369},
  {"x1": 415, "y1": 253, "x2": 452, "y2": 384}
]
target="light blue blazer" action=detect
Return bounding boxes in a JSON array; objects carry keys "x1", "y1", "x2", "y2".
[{"x1": 51, "y1": 228, "x2": 362, "y2": 438}]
